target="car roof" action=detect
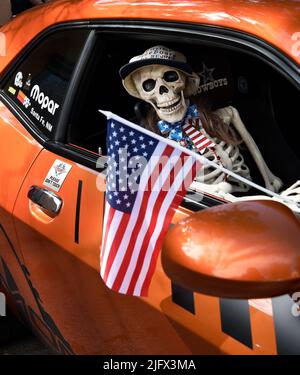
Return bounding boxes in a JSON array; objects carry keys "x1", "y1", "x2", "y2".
[{"x1": 1, "y1": 0, "x2": 300, "y2": 69}]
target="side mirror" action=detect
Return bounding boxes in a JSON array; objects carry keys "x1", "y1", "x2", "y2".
[{"x1": 162, "y1": 200, "x2": 300, "y2": 299}]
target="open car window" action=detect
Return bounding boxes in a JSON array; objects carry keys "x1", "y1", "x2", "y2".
[{"x1": 66, "y1": 31, "x2": 300, "y2": 208}]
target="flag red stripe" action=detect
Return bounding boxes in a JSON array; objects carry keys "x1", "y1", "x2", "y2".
[
  {"x1": 140, "y1": 159, "x2": 199, "y2": 295},
  {"x1": 100, "y1": 205, "x2": 115, "y2": 265},
  {"x1": 191, "y1": 134, "x2": 205, "y2": 142},
  {"x1": 182, "y1": 124, "x2": 215, "y2": 150},
  {"x1": 126, "y1": 152, "x2": 188, "y2": 295},
  {"x1": 102, "y1": 211, "x2": 131, "y2": 282},
  {"x1": 197, "y1": 139, "x2": 213, "y2": 150}
]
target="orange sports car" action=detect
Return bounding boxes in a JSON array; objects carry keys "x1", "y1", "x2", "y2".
[{"x1": 0, "y1": 0, "x2": 300, "y2": 355}]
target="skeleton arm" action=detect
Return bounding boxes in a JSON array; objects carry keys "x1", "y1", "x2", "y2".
[
  {"x1": 214, "y1": 106, "x2": 283, "y2": 193},
  {"x1": 215, "y1": 185, "x2": 300, "y2": 214},
  {"x1": 192, "y1": 106, "x2": 300, "y2": 213}
]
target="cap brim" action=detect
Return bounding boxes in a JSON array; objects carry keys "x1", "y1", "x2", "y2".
[{"x1": 119, "y1": 58, "x2": 193, "y2": 80}]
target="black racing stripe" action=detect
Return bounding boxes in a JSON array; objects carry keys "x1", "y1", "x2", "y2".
[
  {"x1": 75, "y1": 180, "x2": 83, "y2": 244},
  {"x1": 220, "y1": 298, "x2": 253, "y2": 348},
  {"x1": 272, "y1": 295, "x2": 300, "y2": 354},
  {"x1": 0, "y1": 224, "x2": 22, "y2": 265},
  {"x1": 171, "y1": 282, "x2": 195, "y2": 314}
]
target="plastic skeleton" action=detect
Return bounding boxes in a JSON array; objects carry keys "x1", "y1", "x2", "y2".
[
  {"x1": 190, "y1": 106, "x2": 300, "y2": 213},
  {"x1": 191, "y1": 106, "x2": 283, "y2": 195},
  {"x1": 122, "y1": 53, "x2": 300, "y2": 213}
]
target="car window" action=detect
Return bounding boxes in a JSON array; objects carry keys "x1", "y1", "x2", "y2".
[
  {"x1": 67, "y1": 34, "x2": 234, "y2": 156},
  {"x1": 66, "y1": 32, "x2": 300, "y2": 197},
  {"x1": 3, "y1": 29, "x2": 88, "y2": 137}
]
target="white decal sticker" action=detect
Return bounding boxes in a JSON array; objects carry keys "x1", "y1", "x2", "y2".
[
  {"x1": 14, "y1": 72, "x2": 23, "y2": 88},
  {"x1": 43, "y1": 159, "x2": 72, "y2": 192},
  {"x1": 24, "y1": 73, "x2": 32, "y2": 91},
  {"x1": 30, "y1": 84, "x2": 60, "y2": 115}
]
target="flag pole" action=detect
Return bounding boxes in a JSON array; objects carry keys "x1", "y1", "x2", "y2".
[{"x1": 99, "y1": 110, "x2": 298, "y2": 208}]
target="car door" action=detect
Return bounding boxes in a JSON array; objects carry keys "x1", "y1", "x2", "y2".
[{"x1": 5, "y1": 26, "x2": 195, "y2": 355}]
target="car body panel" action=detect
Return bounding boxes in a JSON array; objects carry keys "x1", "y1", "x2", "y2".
[
  {"x1": 0, "y1": 0, "x2": 299, "y2": 73},
  {"x1": 9, "y1": 148, "x2": 279, "y2": 354},
  {"x1": 0, "y1": 98, "x2": 42, "y2": 268},
  {"x1": 0, "y1": 100, "x2": 42, "y2": 214},
  {"x1": 10, "y1": 148, "x2": 193, "y2": 354}
]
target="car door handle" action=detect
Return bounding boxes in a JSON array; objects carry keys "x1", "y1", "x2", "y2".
[{"x1": 28, "y1": 186, "x2": 63, "y2": 216}]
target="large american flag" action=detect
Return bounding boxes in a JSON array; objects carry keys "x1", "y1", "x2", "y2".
[{"x1": 100, "y1": 113, "x2": 202, "y2": 297}]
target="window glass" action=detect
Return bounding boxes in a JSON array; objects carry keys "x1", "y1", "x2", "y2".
[{"x1": 4, "y1": 29, "x2": 88, "y2": 136}]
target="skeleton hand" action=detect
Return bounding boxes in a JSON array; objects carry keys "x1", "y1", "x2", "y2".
[
  {"x1": 215, "y1": 106, "x2": 283, "y2": 193},
  {"x1": 191, "y1": 180, "x2": 234, "y2": 196},
  {"x1": 266, "y1": 173, "x2": 283, "y2": 193},
  {"x1": 215, "y1": 181, "x2": 300, "y2": 214},
  {"x1": 279, "y1": 181, "x2": 300, "y2": 212}
]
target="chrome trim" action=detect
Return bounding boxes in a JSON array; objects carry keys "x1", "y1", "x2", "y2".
[{"x1": 28, "y1": 185, "x2": 62, "y2": 216}]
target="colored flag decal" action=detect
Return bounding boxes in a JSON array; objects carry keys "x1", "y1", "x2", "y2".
[{"x1": 17, "y1": 90, "x2": 27, "y2": 105}]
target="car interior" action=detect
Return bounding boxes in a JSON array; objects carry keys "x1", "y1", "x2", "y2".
[{"x1": 67, "y1": 31, "x2": 300, "y2": 198}]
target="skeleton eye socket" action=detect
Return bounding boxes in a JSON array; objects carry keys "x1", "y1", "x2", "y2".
[
  {"x1": 163, "y1": 71, "x2": 179, "y2": 82},
  {"x1": 142, "y1": 79, "x2": 156, "y2": 92}
]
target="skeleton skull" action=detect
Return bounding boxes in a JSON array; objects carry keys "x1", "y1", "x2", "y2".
[{"x1": 132, "y1": 65, "x2": 188, "y2": 123}]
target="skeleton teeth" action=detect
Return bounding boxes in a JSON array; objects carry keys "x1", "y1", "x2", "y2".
[
  {"x1": 159, "y1": 101, "x2": 182, "y2": 113},
  {"x1": 157, "y1": 97, "x2": 180, "y2": 109}
]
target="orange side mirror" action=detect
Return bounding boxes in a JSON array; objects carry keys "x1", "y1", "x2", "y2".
[{"x1": 162, "y1": 200, "x2": 300, "y2": 299}]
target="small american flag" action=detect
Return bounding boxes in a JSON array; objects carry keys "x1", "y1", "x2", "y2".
[
  {"x1": 182, "y1": 120, "x2": 215, "y2": 154},
  {"x1": 100, "y1": 113, "x2": 202, "y2": 297}
]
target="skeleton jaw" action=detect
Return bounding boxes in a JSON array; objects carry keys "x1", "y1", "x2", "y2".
[{"x1": 152, "y1": 91, "x2": 188, "y2": 123}]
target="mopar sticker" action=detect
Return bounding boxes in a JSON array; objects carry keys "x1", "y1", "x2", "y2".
[
  {"x1": 30, "y1": 84, "x2": 60, "y2": 115},
  {"x1": 43, "y1": 159, "x2": 72, "y2": 192}
]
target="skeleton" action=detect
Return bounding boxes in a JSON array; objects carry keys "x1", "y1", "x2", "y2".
[
  {"x1": 131, "y1": 65, "x2": 199, "y2": 124},
  {"x1": 121, "y1": 46, "x2": 300, "y2": 212}
]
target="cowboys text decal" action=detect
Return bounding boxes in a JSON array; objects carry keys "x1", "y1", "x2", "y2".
[{"x1": 197, "y1": 63, "x2": 228, "y2": 94}]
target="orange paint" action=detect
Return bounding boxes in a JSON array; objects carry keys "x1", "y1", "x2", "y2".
[{"x1": 1, "y1": 0, "x2": 299, "y2": 74}]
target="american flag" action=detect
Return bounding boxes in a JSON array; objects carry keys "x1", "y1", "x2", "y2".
[
  {"x1": 182, "y1": 120, "x2": 215, "y2": 154},
  {"x1": 100, "y1": 114, "x2": 202, "y2": 297}
]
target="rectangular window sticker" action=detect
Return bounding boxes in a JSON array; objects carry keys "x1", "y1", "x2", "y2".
[
  {"x1": 43, "y1": 159, "x2": 72, "y2": 192},
  {"x1": 8, "y1": 86, "x2": 16, "y2": 95}
]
